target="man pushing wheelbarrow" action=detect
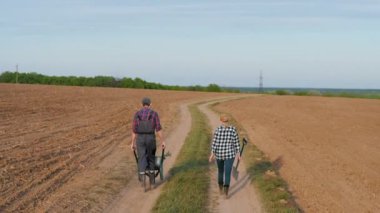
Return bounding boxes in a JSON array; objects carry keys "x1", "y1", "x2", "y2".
[{"x1": 130, "y1": 97, "x2": 165, "y2": 190}]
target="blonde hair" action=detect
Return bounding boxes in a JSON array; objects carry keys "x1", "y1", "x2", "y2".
[{"x1": 220, "y1": 114, "x2": 229, "y2": 123}]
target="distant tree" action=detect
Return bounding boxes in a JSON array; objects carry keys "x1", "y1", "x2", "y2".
[
  {"x1": 275, "y1": 90, "x2": 290, "y2": 95},
  {"x1": 121, "y1": 77, "x2": 134, "y2": 88},
  {"x1": 0, "y1": 71, "x2": 16, "y2": 83},
  {"x1": 206, "y1": 84, "x2": 222, "y2": 92},
  {"x1": 134, "y1": 77, "x2": 145, "y2": 88},
  {"x1": 0, "y1": 71, "x2": 234, "y2": 93},
  {"x1": 77, "y1": 76, "x2": 87, "y2": 86}
]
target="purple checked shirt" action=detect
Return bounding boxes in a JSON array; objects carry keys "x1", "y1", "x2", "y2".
[{"x1": 132, "y1": 108, "x2": 162, "y2": 134}]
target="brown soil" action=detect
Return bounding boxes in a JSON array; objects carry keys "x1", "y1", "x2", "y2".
[
  {"x1": 214, "y1": 95, "x2": 380, "y2": 212},
  {"x1": 0, "y1": 83, "x2": 231, "y2": 212}
]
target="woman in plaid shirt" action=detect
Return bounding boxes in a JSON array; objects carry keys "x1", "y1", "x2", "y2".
[{"x1": 209, "y1": 114, "x2": 241, "y2": 198}]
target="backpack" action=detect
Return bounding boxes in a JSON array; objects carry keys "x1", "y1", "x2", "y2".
[{"x1": 136, "y1": 110, "x2": 155, "y2": 134}]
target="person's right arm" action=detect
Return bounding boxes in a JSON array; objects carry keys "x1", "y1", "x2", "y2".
[{"x1": 209, "y1": 129, "x2": 218, "y2": 162}]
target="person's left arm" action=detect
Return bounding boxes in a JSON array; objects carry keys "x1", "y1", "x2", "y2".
[
  {"x1": 233, "y1": 127, "x2": 241, "y2": 160},
  {"x1": 130, "y1": 132, "x2": 137, "y2": 150},
  {"x1": 154, "y1": 112, "x2": 165, "y2": 149}
]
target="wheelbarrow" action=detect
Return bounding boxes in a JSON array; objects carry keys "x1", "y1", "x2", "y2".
[{"x1": 133, "y1": 148, "x2": 165, "y2": 192}]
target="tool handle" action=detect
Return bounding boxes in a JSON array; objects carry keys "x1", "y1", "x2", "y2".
[
  {"x1": 239, "y1": 145, "x2": 245, "y2": 156},
  {"x1": 239, "y1": 138, "x2": 248, "y2": 156}
]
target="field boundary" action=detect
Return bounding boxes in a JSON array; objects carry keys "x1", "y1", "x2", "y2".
[{"x1": 152, "y1": 104, "x2": 211, "y2": 212}]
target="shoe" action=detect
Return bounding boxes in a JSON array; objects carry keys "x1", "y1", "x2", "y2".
[
  {"x1": 138, "y1": 172, "x2": 145, "y2": 182},
  {"x1": 218, "y1": 184, "x2": 223, "y2": 195},
  {"x1": 140, "y1": 174, "x2": 146, "y2": 188},
  {"x1": 224, "y1": 186, "x2": 229, "y2": 199},
  {"x1": 149, "y1": 171, "x2": 155, "y2": 185}
]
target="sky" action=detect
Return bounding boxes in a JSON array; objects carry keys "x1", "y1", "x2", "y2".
[{"x1": 0, "y1": 0, "x2": 379, "y2": 89}]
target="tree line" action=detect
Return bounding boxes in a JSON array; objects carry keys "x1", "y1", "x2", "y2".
[{"x1": 0, "y1": 71, "x2": 239, "y2": 93}]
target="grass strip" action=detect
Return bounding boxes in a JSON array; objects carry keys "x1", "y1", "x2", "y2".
[
  {"x1": 211, "y1": 102, "x2": 301, "y2": 213},
  {"x1": 152, "y1": 105, "x2": 211, "y2": 213}
]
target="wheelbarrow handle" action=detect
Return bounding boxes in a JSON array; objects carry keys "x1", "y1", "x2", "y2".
[{"x1": 160, "y1": 148, "x2": 165, "y2": 164}]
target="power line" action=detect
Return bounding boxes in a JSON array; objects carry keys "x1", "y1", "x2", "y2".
[
  {"x1": 259, "y1": 70, "x2": 263, "y2": 93},
  {"x1": 16, "y1": 64, "x2": 19, "y2": 83}
]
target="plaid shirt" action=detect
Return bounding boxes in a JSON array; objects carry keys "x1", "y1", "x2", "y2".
[
  {"x1": 132, "y1": 108, "x2": 162, "y2": 134},
  {"x1": 211, "y1": 125, "x2": 240, "y2": 160}
]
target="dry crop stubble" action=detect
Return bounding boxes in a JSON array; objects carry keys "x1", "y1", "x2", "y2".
[{"x1": 214, "y1": 95, "x2": 380, "y2": 212}]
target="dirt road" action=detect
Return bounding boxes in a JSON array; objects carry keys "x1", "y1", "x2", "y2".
[
  {"x1": 105, "y1": 102, "x2": 192, "y2": 213},
  {"x1": 199, "y1": 101, "x2": 263, "y2": 213},
  {"x1": 105, "y1": 96, "x2": 263, "y2": 213}
]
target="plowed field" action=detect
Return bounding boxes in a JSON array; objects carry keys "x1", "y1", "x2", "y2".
[
  {"x1": 214, "y1": 95, "x2": 380, "y2": 212},
  {"x1": 0, "y1": 84, "x2": 230, "y2": 212}
]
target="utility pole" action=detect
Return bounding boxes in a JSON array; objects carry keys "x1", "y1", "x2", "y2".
[
  {"x1": 16, "y1": 64, "x2": 19, "y2": 83},
  {"x1": 259, "y1": 70, "x2": 263, "y2": 93}
]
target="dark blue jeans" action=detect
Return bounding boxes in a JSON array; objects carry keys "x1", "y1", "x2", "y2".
[{"x1": 216, "y1": 158, "x2": 234, "y2": 187}]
